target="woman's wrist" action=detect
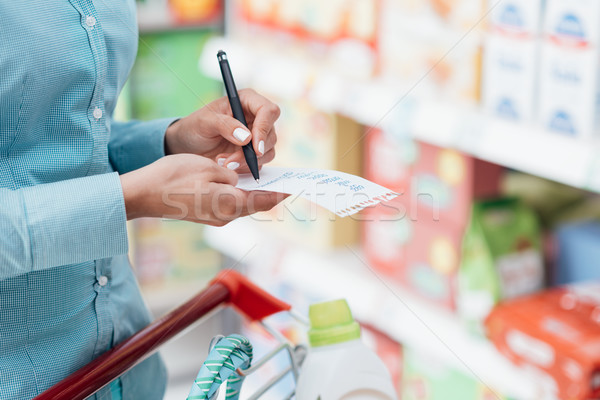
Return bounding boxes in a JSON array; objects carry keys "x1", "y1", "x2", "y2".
[
  {"x1": 164, "y1": 119, "x2": 183, "y2": 156},
  {"x1": 120, "y1": 171, "x2": 147, "y2": 220}
]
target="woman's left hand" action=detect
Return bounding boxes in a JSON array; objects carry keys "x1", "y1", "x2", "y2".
[{"x1": 164, "y1": 89, "x2": 280, "y2": 174}]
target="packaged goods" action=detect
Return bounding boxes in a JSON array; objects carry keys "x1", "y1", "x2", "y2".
[
  {"x1": 486, "y1": 283, "x2": 600, "y2": 400},
  {"x1": 538, "y1": 0, "x2": 600, "y2": 138},
  {"x1": 459, "y1": 198, "x2": 545, "y2": 330}
]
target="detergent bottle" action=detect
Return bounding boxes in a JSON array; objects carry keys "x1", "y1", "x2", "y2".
[{"x1": 295, "y1": 299, "x2": 398, "y2": 400}]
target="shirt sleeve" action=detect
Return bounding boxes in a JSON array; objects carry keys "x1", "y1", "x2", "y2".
[
  {"x1": 108, "y1": 118, "x2": 178, "y2": 174},
  {"x1": 0, "y1": 172, "x2": 128, "y2": 280}
]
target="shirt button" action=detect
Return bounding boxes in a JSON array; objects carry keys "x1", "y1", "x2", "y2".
[
  {"x1": 98, "y1": 276, "x2": 108, "y2": 287},
  {"x1": 93, "y1": 107, "x2": 103, "y2": 120},
  {"x1": 86, "y1": 16, "x2": 97, "y2": 28}
]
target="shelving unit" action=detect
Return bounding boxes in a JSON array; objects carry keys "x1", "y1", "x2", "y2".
[
  {"x1": 204, "y1": 218, "x2": 558, "y2": 400},
  {"x1": 199, "y1": 37, "x2": 600, "y2": 194}
]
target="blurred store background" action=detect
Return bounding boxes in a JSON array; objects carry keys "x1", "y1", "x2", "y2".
[{"x1": 119, "y1": 0, "x2": 600, "y2": 399}]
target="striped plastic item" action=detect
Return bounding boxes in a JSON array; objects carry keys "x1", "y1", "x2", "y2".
[{"x1": 187, "y1": 334, "x2": 253, "y2": 400}]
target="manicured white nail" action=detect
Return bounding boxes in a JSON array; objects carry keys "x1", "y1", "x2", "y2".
[
  {"x1": 233, "y1": 128, "x2": 250, "y2": 143},
  {"x1": 227, "y1": 162, "x2": 240, "y2": 170},
  {"x1": 258, "y1": 140, "x2": 265, "y2": 155},
  {"x1": 217, "y1": 158, "x2": 226, "y2": 166}
]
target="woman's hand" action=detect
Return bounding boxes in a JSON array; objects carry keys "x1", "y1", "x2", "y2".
[
  {"x1": 164, "y1": 89, "x2": 280, "y2": 174},
  {"x1": 120, "y1": 154, "x2": 285, "y2": 226}
]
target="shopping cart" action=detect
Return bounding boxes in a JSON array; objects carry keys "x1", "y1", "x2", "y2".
[{"x1": 34, "y1": 270, "x2": 309, "y2": 400}]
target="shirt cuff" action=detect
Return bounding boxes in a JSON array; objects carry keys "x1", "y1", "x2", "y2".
[
  {"x1": 109, "y1": 118, "x2": 178, "y2": 174},
  {"x1": 21, "y1": 172, "x2": 129, "y2": 270}
]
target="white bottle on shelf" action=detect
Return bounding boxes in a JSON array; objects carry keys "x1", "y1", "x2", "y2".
[{"x1": 295, "y1": 299, "x2": 398, "y2": 400}]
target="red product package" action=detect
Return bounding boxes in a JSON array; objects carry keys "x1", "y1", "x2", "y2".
[
  {"x1": 362, "y1": 201, "x2": 462, "y2": 311},
  {"x1": 485, "y1": 283, "x2": 600, "y2": 400},
  {"x1": 403, "y1": 141, "x2": 503, "y2": 228}
]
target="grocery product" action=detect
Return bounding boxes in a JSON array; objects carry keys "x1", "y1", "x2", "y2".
[
  {"x1": 402, "y1": 141, "x2": 503, "y2": 228},
  {"x1": 538, "y1": 0, "x2": 600, "y2": 138},
  {"x1": 555, "y1": 220, "x2": 600, "y2": 285},
  {"x1": 486, "y1": 283, "x2": 600, "y2": 400},
  {"x1": 295, "y1": 299, "x2": 398, "y2": 400},
  {"x1": 482, "y1": 0, "x2": 544, "y2": 121},
  {"x1": 458, "y1": 198, "x2": 545, "y2": 330}
]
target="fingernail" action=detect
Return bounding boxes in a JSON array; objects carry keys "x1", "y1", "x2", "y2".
[
  {"x1": 217, "y1": 158, "x2": 226, "y2": 166},
  {"x1": 258, "y1": 140, "x2": 265, "y2": 155},
  {"x1": 233, "y1": 128, "x2": 250, "y2": 143},
  {"x1": 227, "y1": 162, "x2": 240, "y2": 170}
]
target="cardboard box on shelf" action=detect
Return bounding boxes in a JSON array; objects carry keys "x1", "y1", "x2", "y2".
[
  {"x1": 486, "y1": 283, "x2": 600, "y2": 400},
  {"x1": 482, "y1": 30, "x2": 540, "y2": 121},
  {"x1": 259, "y1": 98, "x2": 364, "y2": 249},
  {"x1": 363, "y1": 139, "x2": 503, "y2": 310},
  {"x1": 364, "y1": 127, "x2": 415, "y2": 195},
  {"x1": 237, "y1": 0, "x2": 379, "y2": 48},
  {"x1": 136, "y1": 0, "x2": 222, "y2": 30},
  {"x1": 555, "y1": 220, "x2": 600, "y2": 285},
  {"x1": 391, "y1": 0, "x2": 485, "y2": 32},
  {"x1": 459, "y1": 198, "x2": 545, "y2": 331},
  {"x1": 538, "y1": 0, "x2": 600, "y2": 138},
  {"x1": 363, "y1": 201, "x2": 462, "y2": 310},
  {"x1": 402, "y1": 141, "x2": 503, "y2": 228}
]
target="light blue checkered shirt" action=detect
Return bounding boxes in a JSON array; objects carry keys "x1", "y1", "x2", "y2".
[{"x1": 0, "y1": 1, "x2": 175, "y2": 399}]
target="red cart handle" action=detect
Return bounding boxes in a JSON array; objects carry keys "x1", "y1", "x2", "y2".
[
  {"x1": 34, "y1": 269, "x2": 291, "y2": 400},
  {"x1": 211, "y1": 269, "x2": 291, "y2": 321}
]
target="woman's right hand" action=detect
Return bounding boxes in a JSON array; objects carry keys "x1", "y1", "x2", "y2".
[{"x1": 119, "y1": 154, "x2": 285, "y2": 226}]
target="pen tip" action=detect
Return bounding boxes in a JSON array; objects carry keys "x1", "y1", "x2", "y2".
[{"x1": 255, "y1": 179, "x2": 260, "y2": 184}]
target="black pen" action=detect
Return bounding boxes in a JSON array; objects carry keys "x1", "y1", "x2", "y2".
[{"x1": 217, "y1": 50, "x2": 260, "y2": 184}]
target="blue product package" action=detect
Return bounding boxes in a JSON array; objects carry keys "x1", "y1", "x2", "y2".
[{"x1": 556, "y1": 220, "x2": 600, "y2": 285}]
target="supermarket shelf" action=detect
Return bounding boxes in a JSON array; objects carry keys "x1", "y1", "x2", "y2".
[
  {"x1": 204, "y1": 218, "x2": 558, "y2": 400},
  {"x1": 200, "y1": 37, "x2": 600, "y2": 194}
]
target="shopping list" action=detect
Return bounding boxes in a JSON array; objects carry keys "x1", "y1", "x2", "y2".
[{"x1": 236, "y1": 166, "x2": 398, "y2": 217}]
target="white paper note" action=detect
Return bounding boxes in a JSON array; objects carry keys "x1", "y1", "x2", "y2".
[{"x1": 236, "y1": 166, "x2": 398, "y2": 217}]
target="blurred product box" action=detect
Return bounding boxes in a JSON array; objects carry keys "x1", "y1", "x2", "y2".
[
  {"x1": 260, "y1": 99, "x2": 363, "y2": 249},
  {"x1": 136, "y1": 0, "x2": 222, "y2": 30},
  {"x1": 234, "y1": 0, "x2": 379, "y2": 79},
  {"x1": 363, "y1": 203, "x2": 461, "y2": 310},
  {"x1": 364, "y1": 128, "x2": 415, "y2": 195},
  {"x1": 390, "y1": 0, "x2": 485, "y2": 32},
  {"x1": 362, "y1": 324, "x2": 403, "y2": 396},
  {"x1": 379, "y1": 21, "x2": 481, "y2": 102},
  {"x1": 538, "y1": 0, "x2": 600, "y2": 138},
  {"x1": 402, "y1": 141, "x2": 503, "y2": 228},
  {"x1": 555, "y1": 220, "x2": 600, "y2": 285},
  {"x1": 486, "y1": 283, "x2": 600, "y2": 400},
  {"x1": 237, "y1": 0, "x2": 378, "y2": 48},
  {"x1": 129, "y1": 29, "x2": 221, "y2": 120},
  {"x1": 132, "y1": 218, "x2": 221, "y2": 287},
  {"x1": 363, "y1": 138, "x2": 502, "y2": 310},
  {"x1": 459, "y1": 198, "x2": 545, "y2": 331},
  {"x1": 402, "y1": 347, "x2": 509, "y2": 400},
  {"x1": 378, "y1": 0, "x2": 482, "y2": 102},
  {"x1": 482, "y1": 0, "x2": 543, "y2": 121}
]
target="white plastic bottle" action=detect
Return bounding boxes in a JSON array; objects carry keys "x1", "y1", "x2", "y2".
[{"x1": 295, "y1": 299, "x2": 398, "y2": 400}]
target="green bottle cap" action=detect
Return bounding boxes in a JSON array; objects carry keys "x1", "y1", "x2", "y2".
[{"x1": 308, "y1": 299, "x2": 361, "y2": 347}]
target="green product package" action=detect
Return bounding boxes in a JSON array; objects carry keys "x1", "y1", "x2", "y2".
[
  {"x1": 129, "y1": 29, "x2": 221, "y2": 120},
  {"x1": 458, "y1": 198, "x2": 545, "y2": 332}
]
